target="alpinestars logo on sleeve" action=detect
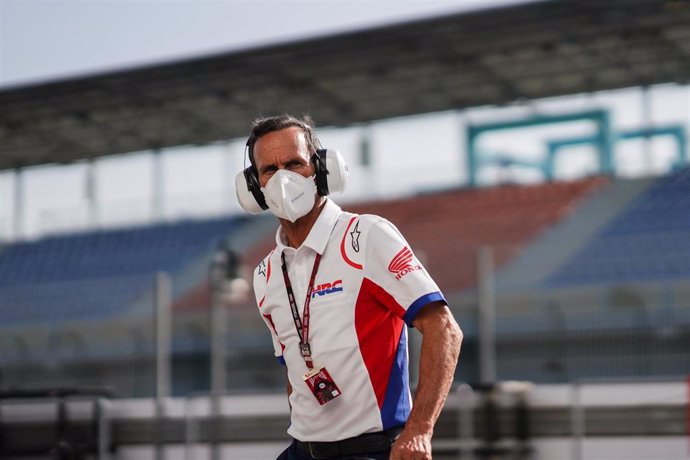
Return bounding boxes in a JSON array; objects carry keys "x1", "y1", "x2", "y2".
[
  {"x1": 388, "y1": 246, "x2": 422, "y2": 280},
  {"x1": 350, "y1": 221, "x2": 361, "y2": 252}
]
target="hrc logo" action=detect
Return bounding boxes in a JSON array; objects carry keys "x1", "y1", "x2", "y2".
[{"x1": 312, "y1": 280, "x2": 343, "y2": 298}]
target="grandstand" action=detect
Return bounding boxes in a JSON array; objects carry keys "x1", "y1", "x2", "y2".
[
  {"x1": 0, "y1": 214, "x2": 277, "y2": 396},
  {"x1": 2, "y1": 169, "x2": 689, "y2": 394},
  {"x1": 2, "y1": 0, "x2": 690, "y2": 458}
]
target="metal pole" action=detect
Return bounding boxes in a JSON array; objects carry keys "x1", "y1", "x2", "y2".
[
  {"x1": 97, "y1": 398, "x2": 112, "y2": 460},
  {"x1": 641, "y1": 86, "x2": 653, "y2": 172},
  {"x1": 596, "y1": 111, "x2": 614, "y2": 175},
  {"x1": 408, "y1": 328, "x2": 421, "y2": 389},
  {"x1": 570, "y1": 382, "x2": 584, "y2": 460},
  {"x1": 85, "y1": 159, "x2": 98, "y2": 229},
  {"x1": 155, "y1": 272, "x2": 172, "y2": 460},
  {"x1": 210, "y1": 252, "x2": 228, "y2": 396},
  {"x1": 152, "y1": 149, "x2": 164, "y2": 222},
  {"x1": 13, "y1": 168, "x2": 24, "y2": 240},
  {"x1": 457, "y1": 383, "x2": 475, "y2": 459},
  {"x1": 225, "y1": 143, "x2": 237, "y2": 213},
  {"x1": 155, "y1": 272, "x2": 172, "y2": 398},
  {"x1": 360, "y1": 124, "x2": 371, "y2": 168},
  {"x1": 570, "y1": 382, "x2": 585, "y2": 460},
  {"x1": 210, "y1": 249, "x2": 228, "y2": 460},
  {"x1": 184, "y1": 395, "x2": 201, "y2": 460},
  {"x1": 359, "y1": 124, "x2": 377, "y2": 196},
  {"x1": 477, "y1": 246, "x2": 496, "y2": 384},
  {"x1": 466, "y1": 126, "x2": 478, "y2": 187}
]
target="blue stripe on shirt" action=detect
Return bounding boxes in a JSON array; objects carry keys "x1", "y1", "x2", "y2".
[{"x1": 403, "y1": 291, "x2": 446, "y2": 327}]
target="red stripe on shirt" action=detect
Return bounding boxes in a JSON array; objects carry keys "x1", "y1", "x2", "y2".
[
  {"x1": 263, "y1": 313, "x2": 285, "y2": 353},
  {"x1": 259, "y1": 250, "x2": 275, "y2": 308},
  {"x1": 354, "y1": 277, "x2": 405, "y2": 409},
  {"x1": 267, "y1": 250, "x2": 274, "y2": 281},
  {"x1": 341, "y1": 216, "x2": 363, "y2": 270}
]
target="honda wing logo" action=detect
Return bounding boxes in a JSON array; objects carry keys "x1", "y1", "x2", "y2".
[{"x1": 388, "y1": 247, "x2": 422, "y2": 280}]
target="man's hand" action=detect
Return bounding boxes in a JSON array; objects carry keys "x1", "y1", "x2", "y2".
[{"x1": 390, "y1": 429, "x2": 432, "y2": 460}]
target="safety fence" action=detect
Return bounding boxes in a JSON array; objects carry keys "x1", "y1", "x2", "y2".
[
  {"x1": 1, "y1": 256, "x2": 689, "y2": 398},
  {"x1": 1, "y1": 379, "x2": 687, "y2": 460}
]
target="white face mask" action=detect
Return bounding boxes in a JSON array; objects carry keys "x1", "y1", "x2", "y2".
[{"x1": 261, "y1": 169, "x2": 317, "y2": 223}]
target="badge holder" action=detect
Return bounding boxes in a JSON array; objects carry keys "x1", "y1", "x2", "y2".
[{"x1": 303, "y1": 366, "x2": 342, "y2": 406}]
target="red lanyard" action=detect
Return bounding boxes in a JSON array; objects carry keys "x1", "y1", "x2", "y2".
[{"x1": 281, "y1": 252, "x2": 322, "y2": 369}]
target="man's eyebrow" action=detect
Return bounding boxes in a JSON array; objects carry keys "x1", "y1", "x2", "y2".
[
  {"x1": 258, "y1": 155, "x2": 307, "y2": 172},
  {"x1": 258, "y1": 163, "x2": 277, "y2": 173}
]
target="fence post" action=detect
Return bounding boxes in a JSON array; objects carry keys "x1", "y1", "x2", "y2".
[
  {"x1": 209, "y1": 245, "x2": 242, "y2": 460},
  {"x1": 477, "y1": 246, "x2": 496, "y2": 384},
  {"x1": 155, "y1": 272, "x2": 172, "y2": 460},
  {"x1": 457, "y1": 383, "x2": 475, "y2": 459},
  {"x1": 570, "y1": 381, "x2": 584, "y2": 460}
]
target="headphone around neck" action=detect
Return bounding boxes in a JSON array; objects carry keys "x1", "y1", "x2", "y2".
[{"x1": 235, "y1": 147, "x2": 349, "y2": 215}]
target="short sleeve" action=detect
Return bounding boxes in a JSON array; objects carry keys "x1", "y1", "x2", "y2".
[
  {"x1": 363, "y1": 217, "x2": 446, "y2": 326},
  {"x1": 253, "y1": 255, "x2": 285, "y2": 365}
]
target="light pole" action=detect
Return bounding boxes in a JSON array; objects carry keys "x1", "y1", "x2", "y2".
[{"x1": 209, "y1": 243, "x2": 241, "y2": 460}]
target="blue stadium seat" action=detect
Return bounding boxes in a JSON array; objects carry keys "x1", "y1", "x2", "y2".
[
  {"x1": 545, "y1": 168, "x2": 690, "y2": 287},
  {"x1": 0, "y1": 216, "x2": 247, "y2": 325}
]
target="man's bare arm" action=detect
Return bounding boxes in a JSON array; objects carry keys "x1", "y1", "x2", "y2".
[{"x1": 390, "y1": 301, "x2": 462, "y2": 460}]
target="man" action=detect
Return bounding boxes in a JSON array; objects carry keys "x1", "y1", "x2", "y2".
[{"x1": 237, "y1": 114, "x2": 462, "y2": 460}]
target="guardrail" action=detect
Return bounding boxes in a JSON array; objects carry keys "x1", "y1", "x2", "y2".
[{"x1": 2, "y1": 380, "x2": 687, "y2": 459}]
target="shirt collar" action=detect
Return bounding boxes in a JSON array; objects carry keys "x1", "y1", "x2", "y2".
[{"x1": 275, "y1": 199, "x2": 342, "y2": 255}]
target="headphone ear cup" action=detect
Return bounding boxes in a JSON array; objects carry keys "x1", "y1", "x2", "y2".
[
  {"x1": 235, "y1": 167, "x2": 268, "y2": 214},
  {"x1": 315, "y1": 149, "x2": 348, "y2": 196}
]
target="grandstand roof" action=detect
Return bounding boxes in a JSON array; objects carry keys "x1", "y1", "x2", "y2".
[{"x1": 2, "y1": 0, "x2": 690, "y2": 171}]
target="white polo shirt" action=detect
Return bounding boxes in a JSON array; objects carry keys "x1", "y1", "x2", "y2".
[{"x1": 253, "y1": 199, "x2": 446, "y2": 442}]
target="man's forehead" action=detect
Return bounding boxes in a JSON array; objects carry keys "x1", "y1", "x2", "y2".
[
  {"x1": 254, "y1": 127, "x2": 309, "y2": 159},
  {"x1": 256, "y1": 127, "x2": 306, "y2": 147}
]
